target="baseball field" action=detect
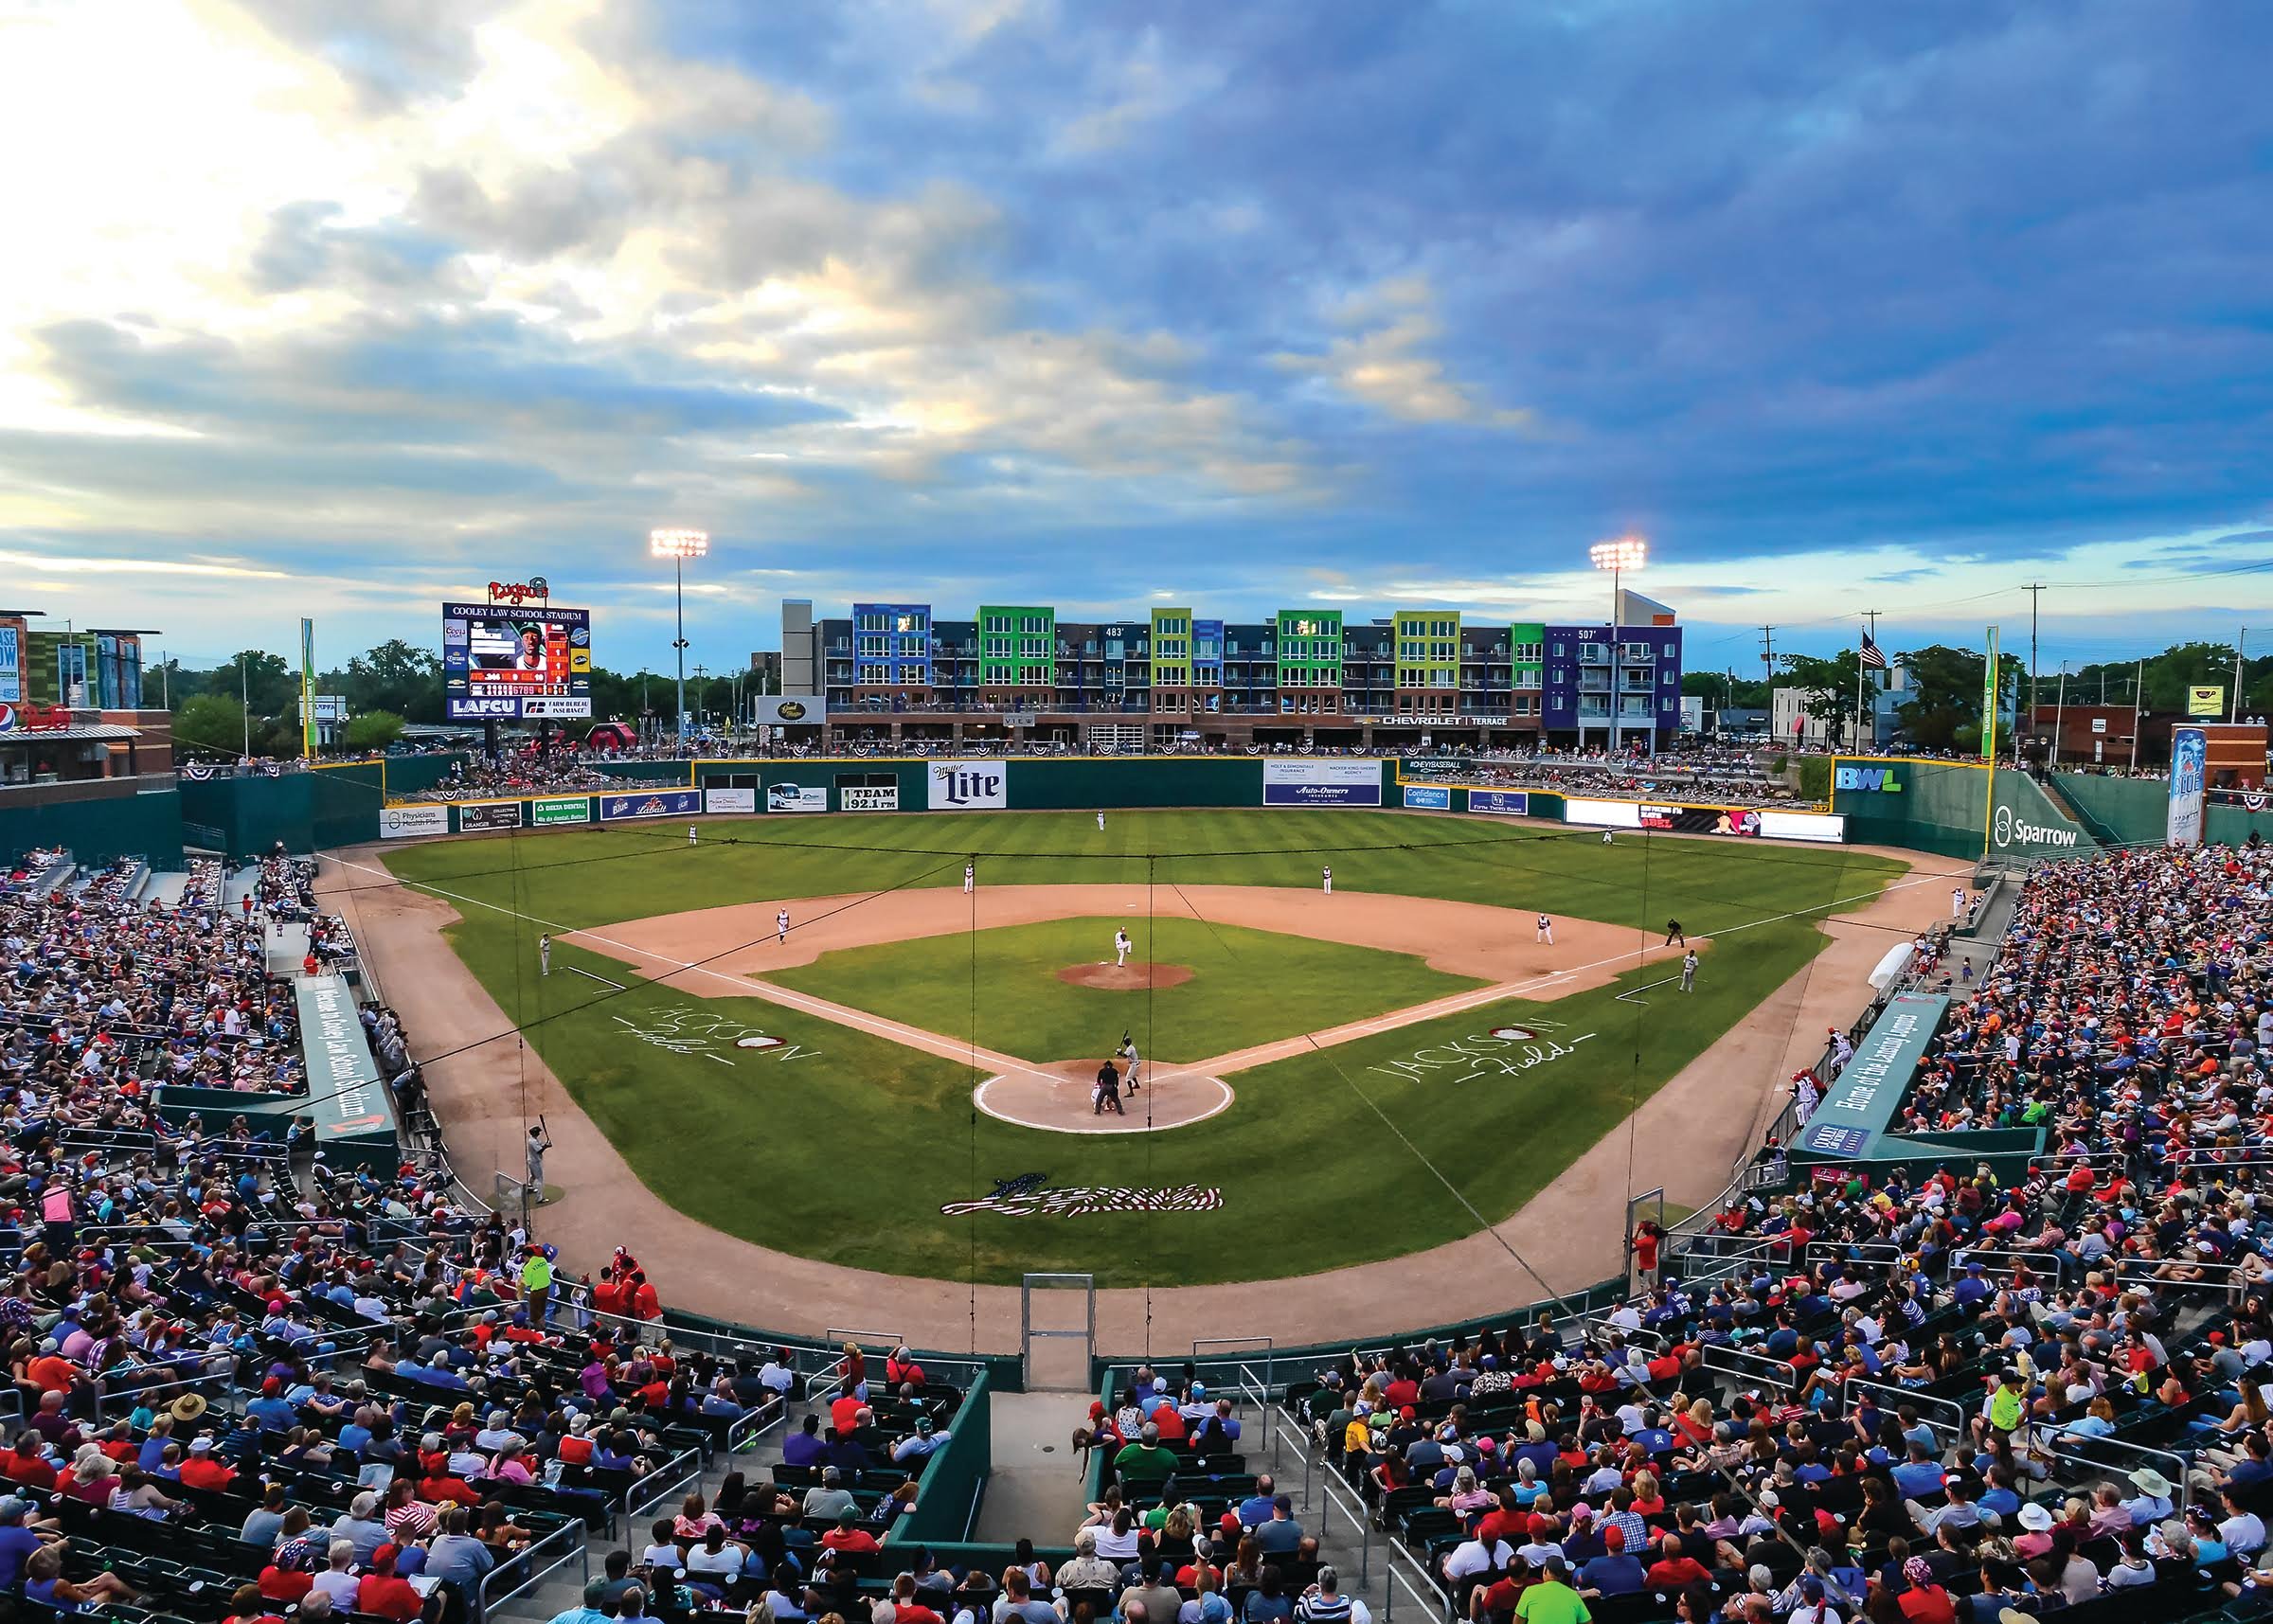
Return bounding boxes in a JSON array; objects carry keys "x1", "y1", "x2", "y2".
[{"x1": 355, "y1": 808, "x2": 1923, "y2": 1294}]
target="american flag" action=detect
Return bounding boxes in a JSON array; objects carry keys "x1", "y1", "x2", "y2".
[{"x1": 1860, "y1": 633, "x2": 1887, "y2": 670}]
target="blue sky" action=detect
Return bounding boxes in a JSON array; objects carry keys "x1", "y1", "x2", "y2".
[{"x1": 1, "y1": 0, "x2": 2268, "y2": 677}]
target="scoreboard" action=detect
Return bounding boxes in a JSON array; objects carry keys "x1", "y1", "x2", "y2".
[{"x1": 442, "y1": 601, "x2": 593, "y2": 720}]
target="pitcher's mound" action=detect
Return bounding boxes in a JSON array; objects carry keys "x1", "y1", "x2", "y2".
[{"x1": 1057, "y1": 961, "x2": 1193, "y2": 990}]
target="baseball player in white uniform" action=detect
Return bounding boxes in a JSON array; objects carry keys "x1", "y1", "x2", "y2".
[
  {"x1": 689, "y1": 824, "x2": 698, "y2": 845},
  {"x1": 777, "y1": 908, "x2": 790, "y2": 944},
  {"x1": 1097, "y1": 810, "x2": 1106, "y2": 832},
  {"x1": 1602, "y1": 829, "x2": 1614, "y2": 845},
  {"x1": 1114, "y1": 928, "x2": 1132, "y2": 968},
  {"x1": 539, "y1": 934, "x2": 551, "y2": 976},
  {"x1": 1681, "y1": 949, "x2": 1698, "y2": 992},
  {"x1": 1952, "y1": 885, "x2": 1967, "y2": 921},
  {"x1": 1536, "y1": 913, "x2": 1554, "y2": 945},
  {"x1": 964, "y1": 863, "x2": 975, "y2": 894},
  {"x1": 1118, "y1": 1034, "x2": 1142, "y2": 1094},
  {"x1": 1321, "y1": 866, "x2": 1333, "y2": 895}
]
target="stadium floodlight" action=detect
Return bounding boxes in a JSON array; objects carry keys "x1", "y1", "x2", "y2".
[
  {"x1": 1589, "y1": 534, "x2": 1649, "y2": 758},
  {"x1": 647, "y1": 528, "x2": 710, "y2": 752}
]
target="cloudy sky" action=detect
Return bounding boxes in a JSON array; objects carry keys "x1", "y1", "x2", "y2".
[{"x1": 2, "y1": 0, "x2": 2268, "y2": 677}]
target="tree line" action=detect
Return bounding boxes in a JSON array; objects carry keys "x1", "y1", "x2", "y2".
[
  {"x1": 1687, "y1": 638, "x2": 2270, "y2": 753},
  {"x1": 154, "y1": 641, "x2": 756, "y2": 758}
]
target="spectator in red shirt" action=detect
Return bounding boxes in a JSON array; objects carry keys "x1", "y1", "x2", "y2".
[
  {"x1": 178, "y1": 1437, "x2": 237, "y2": 1491},
  {"x1": 822, "y1": 1510, "x2": 879, "y2": 1554},
  {"x1": 356, "y1": 1545, "x2": 425, "y2": 1623},
  {"x1": 2, "y1": 1435, "x2": 57, "y2": 1492},
  {"x1": 1642, "y1": 1533, "x2": 1710, "y2": 1592}
]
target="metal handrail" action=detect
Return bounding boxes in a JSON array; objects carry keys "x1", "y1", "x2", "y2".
[
  {"x1": 2035, "y1": 1430, "x2": 2190, "y2": 1526},
  {"x1": 1839, "y1": 1377, "x2": 1968, "y2": 1443},
  {"x1": 619, "y1": 1444, "x2": 706, "y2": 1548},
  {"x1": 1232, "y1": 1361, "x2": 1273, "y2": 1452},
  {"x1": 477, "y1": 1516, "x2": 590, "y2": 1623},
  {"x1": 1700, "y1": 1343, "x2": 1799, "y2": 1394},
  {"x1": 1195, "y1": 1336, "x2": 1276, "y2": 1395},
  {"x1": 725, "y1": 1397, "x2": 788, "y2": 1455}
]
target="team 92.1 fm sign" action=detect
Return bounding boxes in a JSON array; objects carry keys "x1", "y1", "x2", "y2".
[{"x1": 442, "y1": 601, "x2": 593, "y2": 721}]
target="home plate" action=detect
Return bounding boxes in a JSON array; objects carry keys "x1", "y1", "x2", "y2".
[{"x1": 974, "y1": 1062, "x2": 1235, "y2": 1134}]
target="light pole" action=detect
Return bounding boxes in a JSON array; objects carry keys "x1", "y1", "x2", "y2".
[
  {"x1": 648, "y1": 528, "x2": 708, "y2": 754},
  {"x1": 2235, "y1": 629, "x2": 2252, "y2": 723},
  {"x1": 1589, "y1": 534, "x2": 1647, "y2": 757},
  {"x1": 2051, "y1": 659, "x2": 2075, "y2": 767}
]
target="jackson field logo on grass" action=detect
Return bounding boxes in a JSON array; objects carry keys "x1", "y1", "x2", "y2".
[
  {"x1": 1368, "y1": 1019, "x2": 1595, "y2": 1085},
  {"x1": 940, "y1": 1171, "x2": 1225, "y2": 1218},
  {"x1": 610, "y1": 1006, "x2": 820, "y2": 1063}
]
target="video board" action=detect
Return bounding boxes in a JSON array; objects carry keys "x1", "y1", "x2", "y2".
[{"x1": 442, "y1": 601, "x2": 592, "y2": 720}]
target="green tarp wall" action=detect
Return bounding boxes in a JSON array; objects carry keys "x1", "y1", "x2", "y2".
[
  {"x1": 1987, "y1": 771, "x2": 2097, "y2": 860},
  {"x1": 2056, "y1": 772, "x2": 2273, "y2": 848},
  {"x1": 1005, "y1": 756, "x2": 1265, "y2": 809},
  {"x1": 0, "y1": 785, "x2": 183, "y2": 868}
]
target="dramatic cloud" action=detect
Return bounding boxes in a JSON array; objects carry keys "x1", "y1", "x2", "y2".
[{"x1": 1, "y1": 0, "x2": 2267, "y2": 664}]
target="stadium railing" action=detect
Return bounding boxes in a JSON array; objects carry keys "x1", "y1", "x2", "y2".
[{"x1": 479, "y1": 1516, "x2": 591, "y2": 1622}]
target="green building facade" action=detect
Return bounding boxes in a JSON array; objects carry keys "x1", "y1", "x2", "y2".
[
  {"x1": 1275, "y1": 610, "x2": 1343, "y2": 692},
  {"x1": 976, "y1": 605, "x2": 1056, "y2": 687},
  {"x1": 1394, "y1": 610, "x2": 1461, "y2": 692}
]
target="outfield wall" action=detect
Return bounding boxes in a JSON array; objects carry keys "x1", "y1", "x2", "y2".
[{"x1": 1828, "y1": 756, "x2": 2101, "y2": 863}]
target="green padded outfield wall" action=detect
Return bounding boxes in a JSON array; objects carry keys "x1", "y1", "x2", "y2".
[
  {"x1": 1829, "y1": 757, "x2": 1991, "y2": 860},
  {"x1": 1987, "y1": 770, "x2": 2097, "y2": 860},
  {"x1": 0, "y1": 784, "x2": 183, "y2": 868},
  {"x1": 1003, "y1": 755, "x2": 1265, "y2": 809}
]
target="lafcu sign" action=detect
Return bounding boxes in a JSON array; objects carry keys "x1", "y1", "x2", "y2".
[{"x1": 1834, "y1": 764, "x2": 1904, "y2": 794}]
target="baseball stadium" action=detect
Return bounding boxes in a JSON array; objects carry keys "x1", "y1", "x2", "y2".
[{"x1": 8, "y1": 8, "x2": 2273, "y2": 1624}]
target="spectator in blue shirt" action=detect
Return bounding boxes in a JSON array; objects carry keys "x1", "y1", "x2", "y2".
[{"x1": 782, "y1": 1415, "x2": 828, "y2": 1469}]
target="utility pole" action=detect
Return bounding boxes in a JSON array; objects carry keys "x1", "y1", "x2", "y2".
[
  {"x1": 2019, "y1": 583, "x2": 2045, "y2": 765},
  {"x1": 2129, "y1": 658, "x2": 2143, "y2": 774},
  {"x1": 2235, "y1": 630, "x2": 2250, "y2": 723}
]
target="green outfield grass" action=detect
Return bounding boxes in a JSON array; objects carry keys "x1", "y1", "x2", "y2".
[
  {"x1": 763, "y1": 915, "x2": 1486, "y2": 1064},
  {"x1": 384, "y1": 810, "x2": 1909, "y2": 1287}
]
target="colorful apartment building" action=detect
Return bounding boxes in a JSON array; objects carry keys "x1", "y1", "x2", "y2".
[{"x1": 782, "y1": 592, "x2": 1682, "y2": 750}]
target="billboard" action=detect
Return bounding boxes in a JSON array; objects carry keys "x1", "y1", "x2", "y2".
[
  {"x1": 840, "y1": 785, "x2": 900, "y2": 812},
  {"x1": 1262, "y1": 759, "x2": 1383, "y2": 807},
  {"x1": 704, "y1": 787, "x2": 758, "y2": 813},
  {"x1": 928, "y1": 758, "x2": 1008, "y2": 810},
  {"x1": 2189, "y1": 686, "x2": 2226, "y2": 718},
  {"x1": 2168, "y1": 725, "x2": 2207, "y2": 848},
  {"x1": 442, "y1": 600, "x2": 592, "y2": 721},
  {"x1": 457, "y1": 802, "x2": 525, "y2": 832},
  {"x1": 766, "y1": 783, "x2": 828, "y2": 813},
  {"x1": 1564, "y1": 796, "x2": 1642, "y2": 830},
  {"x1": 1467, "y1": 789, "x2": 1530, "y2": 816},
  {"x1": 753, "y1": 695, "x2": 824, "y2": 726},
  {"x1": 0, "y1": 625, "x2": 17, "y2": 703},
  {"x1": 531, "y1": 795, "x2": 590, "y2": 826},
  {"x1": 380, "y1": 806, "x2": 451, "y2": 839},
  {"x1": 1402, "y1": 784, "x2": 1451, "y2": 810},
  {"x1": 597, "y1": 788, "x2": 701, "y2": 821}
]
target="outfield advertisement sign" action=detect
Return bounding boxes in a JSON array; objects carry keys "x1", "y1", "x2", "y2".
[
  {"x1": 752, "y1": 695, "x2": 823, "y2": 726},
  {"x1": 380, "y1": 806, "x2": 450, "y2": 839},
  {"x1": 1757, "y1": 810, "x2": 1848, "y2": 844},
  {"x1": 456, "y1": 802, "x2": 525, "y2": 832},
  {"x1": 840, "y1": 786, "x2": 899, "y2": 812},
  {"x1": 766, "y1": 783, "x2": 828, "y2": 813},
  {"x1": 704, "y1": 788, "x2": 758, "y2": 813},
  {"x1": 1402, "y1": 784, "x2": 1451, "y2": 810},
  {"x1": 1564, "y1": 796, "x2": 1642, "y2": 830},
  {"x1": 1467, "y1": 789, "x2": 1531, "y2": 816},
  {"x1": 928, "y1": 759, "x2": 1008, "y2": 810},
  {"x1": 598, "y1": 788, "x2": 702, "y2": 821},
  {"x1": 1262, "y1": 759, "x2": 1383, "y2": 807},
  {"x1": 531, "y1": 795, "x2": 590, "y2": 826},
  {"x1": 2169, "y1": 726, "x2": 2207, "y2": 848}
]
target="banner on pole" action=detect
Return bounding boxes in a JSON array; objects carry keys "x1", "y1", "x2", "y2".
[{"x1": 2169, "y1": 726, "x2": 2207, "y2": 848}]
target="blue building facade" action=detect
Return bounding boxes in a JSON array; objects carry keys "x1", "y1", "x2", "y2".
[{"x1": 1542, "y1": 624, "x2": 1684, "y2": 748}]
